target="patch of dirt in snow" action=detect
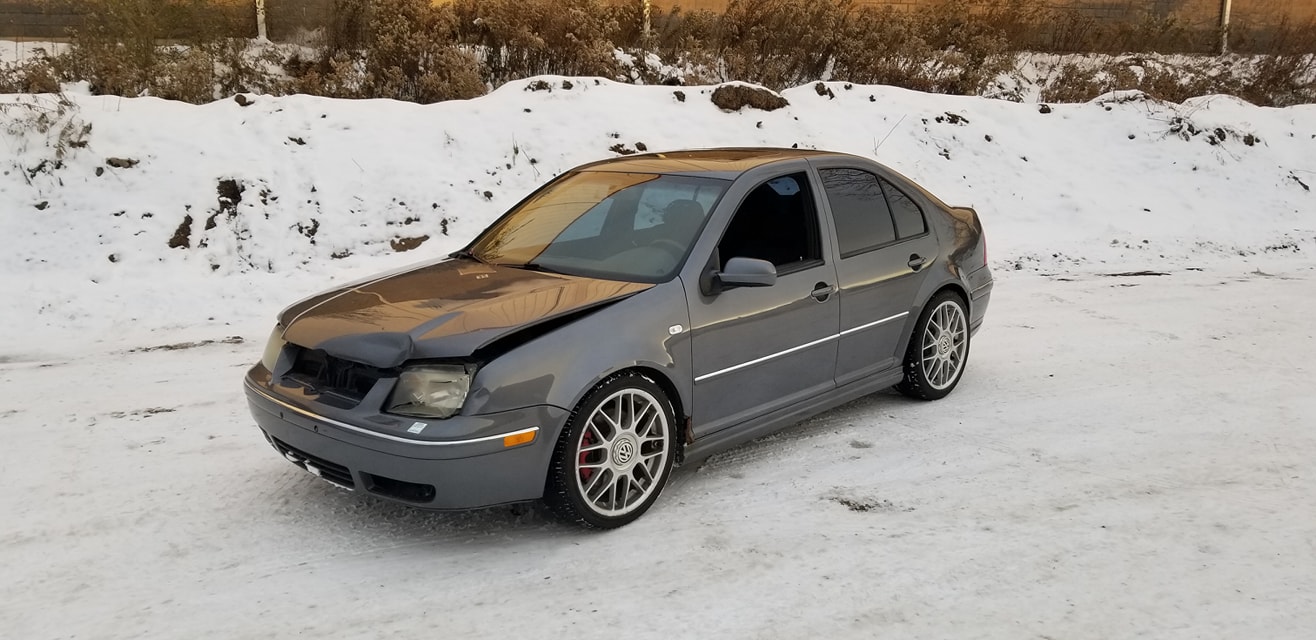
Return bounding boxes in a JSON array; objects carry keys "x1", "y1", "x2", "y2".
[
  {"x1": 126, "y1": 336, "x2": 245, "y2": 353},
  {"x1": 824, "y1": 491, "x2": 915, "y2": 513}
]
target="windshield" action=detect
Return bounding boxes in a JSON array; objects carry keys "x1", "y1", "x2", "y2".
[{"x1": 467, "y1": 171, "x2": 729, "y2": 283}]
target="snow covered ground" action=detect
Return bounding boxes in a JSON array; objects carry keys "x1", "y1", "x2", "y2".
[{"x1": 1, "y1": 77, "x2": 1314, "y2": 638}]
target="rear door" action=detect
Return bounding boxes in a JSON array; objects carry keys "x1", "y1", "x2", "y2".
[{"x1": 811, "y1": 161, "x2": 939, "y2": 386}]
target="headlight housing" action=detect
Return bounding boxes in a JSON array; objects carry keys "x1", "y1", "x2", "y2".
[
  {"x1": 261, "y1": 325, "x2": 286, "y2": 372},
  {"x1": 386, "y1": 364, "x2": 473, "y2": 419}
]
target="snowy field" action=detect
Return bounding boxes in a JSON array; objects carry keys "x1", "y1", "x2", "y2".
[{"x1": 1, "y1": 76, "x2": 1314, "y2": 638}]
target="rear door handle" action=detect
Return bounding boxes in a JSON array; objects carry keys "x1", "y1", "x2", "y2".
[
  {"x1": 908, "y1": 254, "x2": 926, "y2": 271},
  {"x1": 811, "y1": 283, "x2": 836, "y2": 302}
]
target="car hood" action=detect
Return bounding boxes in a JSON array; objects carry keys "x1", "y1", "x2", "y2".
[{"x1": 279, "y1": 258, "x2": 652, "y2": 368}]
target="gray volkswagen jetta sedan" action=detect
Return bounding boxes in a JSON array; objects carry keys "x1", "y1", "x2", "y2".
[{"x1": 244, "y1": 148, "x2": 993, "y2": 528}]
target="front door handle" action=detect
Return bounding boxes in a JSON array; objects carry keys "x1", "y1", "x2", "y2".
[
  {"x1": 908, "y1": 254, "x2": 926, "y2": 271},
  {"x1": 811, "y1": 282, "x2": 836, "y2": 302}
]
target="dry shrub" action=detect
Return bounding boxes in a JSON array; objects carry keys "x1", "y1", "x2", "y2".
[
  {"x1": 0, "y1": 53, "x2": 61, "y2": 94},
  {"x1": 636, "y1": 7, "x2": 721, "y2": 84},
  {"x1": 1225, "y1": 18, "x2": 1316, "y2": 106},
  {"x1": 0, "y1": 94, "x2": 92, "y2": 164},
  {"x1": 293, "y1": 0, "x2": 485, "y2": 103},
  {"x1": 1036, "y1": 53, "x2": 1314, "y2": 107},
  {"x1": 450, "y1": 0, "x2": 622, "y2": 85},
  {"x1": 56, "y1": 0, "x2": 196, "y2": 98},
  {"x1": 1035, "y1": 61, "x2": 1106, "y2": 103},
  {"x1": 359, "y1": 0, "x2": 484, "y2": 102},
  {"x1": 54, "y1": 0, "x2": 286, "y2": 103},
  {"x1": 832, "y1": 1, "x2": 1012, "y2": 96},
  {"x1": 1038, "y1": 58, "x2": 1212, "y2": 104},
  {"x1": 714, "y1": 0, "x2": 853, "y2": 90},
  {"x1": 8, "y1": 0, "x2": 1310, "y2": 108},
  {"x1": 1233, "y1": 54, "x2": 1316, "y2": 107}
]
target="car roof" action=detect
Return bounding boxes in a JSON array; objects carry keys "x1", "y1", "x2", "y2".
[{"x1": 575, "y1": 147, "x2": 859, "y2": 180}]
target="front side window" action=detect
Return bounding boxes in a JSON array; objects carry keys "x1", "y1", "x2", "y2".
[
  {"x1": 716, "y1": 172, "x2": 822, "y2": 273},
  {"x1": 468, "y1": 172, "x2": 729, "y2": 282}
]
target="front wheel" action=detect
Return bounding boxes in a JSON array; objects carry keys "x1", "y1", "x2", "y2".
[
  {"x1": 896, "y1": 291, "x2": 970, "y2": 401},
  {"x1": 545, "y1": 373, "x2": 676, "y2": 529}
]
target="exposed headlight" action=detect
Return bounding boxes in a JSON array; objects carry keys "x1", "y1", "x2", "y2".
[
  {"x1": 261, "y1": 325, "x2": 286, "y2": 372},
  {"x1": 387, "y1": 364, "x2": 473, "y2": 419}
]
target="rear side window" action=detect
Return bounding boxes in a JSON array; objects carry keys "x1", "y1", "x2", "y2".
[
  {"x1": 881, "y1": 178, "x2": 927, "y2": 239},
  {"x1": 819, "y1": 168, "x2": 895, "y2": 257}
]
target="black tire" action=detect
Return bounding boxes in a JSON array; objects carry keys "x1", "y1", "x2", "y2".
[
  {"x1": 545, "y1": 372, "x2": 677, "y2": 529},
  {"x1": 896, "y1": 291, "x2": 970, "y2": 401}
]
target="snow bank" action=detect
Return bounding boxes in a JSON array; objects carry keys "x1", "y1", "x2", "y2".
[{"x1": 1, "y1": 79, "x2": 1312, "y2": 352}]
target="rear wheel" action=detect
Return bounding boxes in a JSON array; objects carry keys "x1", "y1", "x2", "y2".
[
  {"x1": 545, "y1": 373, "x2": 676, "y2": 529},
  {"x1": 896, "y1": 291, "x2": 969, "y2": 401}
]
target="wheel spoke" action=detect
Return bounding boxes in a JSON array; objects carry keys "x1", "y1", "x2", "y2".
[
  {"x1": 632, "y1": 464, "x2": 653, "y2": 487},
  {"x1": 592, "y1": 412, "x2": 618, "y2": 439},
  {"x1": 617, "y1": 473, "x2": 633, "y2": 509},
  {"x1": 584, "y1": 468, "x2": 610, "y2": 500},
  {"x1": 632, "y1": 402, "x2": 655, "y2": 436},
  {"x1": 605, "y1": 400, "x2": 623, "y2": 432}
]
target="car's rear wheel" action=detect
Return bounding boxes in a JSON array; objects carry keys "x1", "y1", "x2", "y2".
[
  {"x1": 896, "y1": 291, "x2": 969, "y2": 401},
  {"x1": 545, "y1": 373, "x2": 676, "y2": 529}
]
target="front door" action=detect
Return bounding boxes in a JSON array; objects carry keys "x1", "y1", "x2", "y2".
[{"x1": 686, "y1": 172, "x2": 840, "y2": 438}]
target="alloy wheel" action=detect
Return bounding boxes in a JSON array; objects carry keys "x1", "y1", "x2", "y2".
[
  {"x1": 574, "y1": 388, "x2": 671, "y2": 517},
  {"x1": 920, "y1": 300, "x2": 968, "y2": 390}
]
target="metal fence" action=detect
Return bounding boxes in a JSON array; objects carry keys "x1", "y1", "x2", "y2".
[{"x1": 2, "y1": 0, "x2": 1313, "y2": 42}]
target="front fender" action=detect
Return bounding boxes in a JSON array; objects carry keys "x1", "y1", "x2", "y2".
[{"x1": 462, "y1": 281, "x2": 693, "y2": 425}]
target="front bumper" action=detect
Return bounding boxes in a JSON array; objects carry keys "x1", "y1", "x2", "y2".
[{"x1": 244, "y1": 370, "x2": 569, "y2": 510}]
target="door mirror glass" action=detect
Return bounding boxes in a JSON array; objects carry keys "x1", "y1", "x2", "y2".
[{"x1": 720, "y1": 257, "x2": 777, "y2": 288}]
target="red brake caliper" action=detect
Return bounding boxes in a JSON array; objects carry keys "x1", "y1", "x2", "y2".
[{"x1": 579, "y1": 430, "x2": 595, "y2": 482}]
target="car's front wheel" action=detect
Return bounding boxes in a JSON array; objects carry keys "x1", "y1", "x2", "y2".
[
  {"x1": 896, "y1": 291, "x2": 970, "y2": 400},
  {"x1": 545, "y1": 372, "x2": 676, "y2": 528}
]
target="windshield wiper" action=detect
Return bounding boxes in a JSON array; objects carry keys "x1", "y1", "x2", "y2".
[
  {"x1": 517, "y1": 262, "x2": 566, "y2": 275},
  {"x1": 451, "y1": 249, "x2": 486, "y2": 264}
]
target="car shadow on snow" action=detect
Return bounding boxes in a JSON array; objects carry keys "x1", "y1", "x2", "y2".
[
  {"x1": 255, "y1": 467, "x2": 579, "y2": 544},
  {"x1": 690, "y1": 388, "x2": 919, "y2": 472}
]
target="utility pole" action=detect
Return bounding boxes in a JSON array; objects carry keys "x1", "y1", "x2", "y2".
[
  {"x1": 255, "y1": 0, "x2": 268, "y2": 41},
  {"x1": 643, "y1": 0, "x2": 651, "y2": 41},
  {"x1": 1219, "y1": 0, "x2": 1232, "y2": 54}
]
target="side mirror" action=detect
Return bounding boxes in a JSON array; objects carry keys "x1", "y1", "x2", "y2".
[{"x1": 718, "y1": 257, "x2": 777, "y2": 288}]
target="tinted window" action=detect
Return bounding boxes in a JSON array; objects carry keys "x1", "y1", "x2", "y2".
[
  {"x1": 718, "y1": 173, "x2": 821, "y2": 271},
  {"x1": 881, "y1": 178, "x2": 927, "y2": 239},
  {"x1": 819, "y1": 168, "x2": 895, "y2": 257}
]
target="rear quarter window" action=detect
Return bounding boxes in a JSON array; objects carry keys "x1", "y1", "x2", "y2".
[{"x1": 880, "y1": 177, "x2": 927, "y2": 239}]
